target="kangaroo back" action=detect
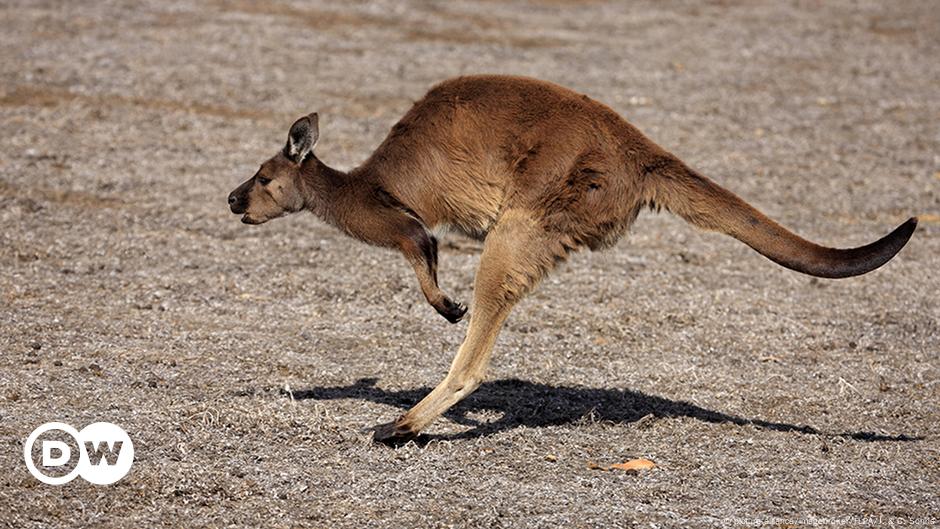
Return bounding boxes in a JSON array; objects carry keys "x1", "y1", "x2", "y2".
[{"x1": 644, "y1": 157, "x2": 917, "y2": 278}]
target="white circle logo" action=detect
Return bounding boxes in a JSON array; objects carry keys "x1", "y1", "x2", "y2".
[{"x1": 24, "y1": 421, "x2": 134, "y2": 485}]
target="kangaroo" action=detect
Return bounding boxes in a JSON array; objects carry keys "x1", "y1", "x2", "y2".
[{"x1": 227, "y1": 75, "x2": 917, "y2": 444}]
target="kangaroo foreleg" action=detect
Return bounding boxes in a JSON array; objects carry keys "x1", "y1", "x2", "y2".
[{"x1": 397, "y1": 224, "x2": 467, "y2": 323}]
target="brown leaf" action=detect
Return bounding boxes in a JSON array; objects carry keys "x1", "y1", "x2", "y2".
[{"x1": 610, "y1": 458, "x2": 656, "y2": 471}]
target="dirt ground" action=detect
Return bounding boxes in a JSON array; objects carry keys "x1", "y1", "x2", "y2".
[{"x1": 1, "y1": 0, "x2": 938, "y2": 527}]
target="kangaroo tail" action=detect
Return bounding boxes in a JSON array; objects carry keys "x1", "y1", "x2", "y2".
[{"x1": 643, "y1": 156, "x2": 917, "y2": 278}]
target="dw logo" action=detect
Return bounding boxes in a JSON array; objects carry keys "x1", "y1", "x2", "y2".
[{"x1": 23, "y1": 422, "x2": 134, "y2": 485}]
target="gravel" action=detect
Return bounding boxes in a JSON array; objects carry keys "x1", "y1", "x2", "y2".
[{"x1": 1, "y1": 1, "x2": 938, "y2": 527}]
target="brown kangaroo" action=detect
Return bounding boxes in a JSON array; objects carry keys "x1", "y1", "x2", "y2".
[{"x1": 227, "y1": 75, "x2": 917, "y2": 444}]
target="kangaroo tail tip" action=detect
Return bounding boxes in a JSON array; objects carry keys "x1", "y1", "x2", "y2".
[
  {"x1": 787, "y1": 215, "x2": 917, "y2": 279},
  {"x1": 900, "y1": 216, "x2": 918, "y2": 241},
  {"x1": 853, "y1": 215, "x2": 918, "y2": 277}
]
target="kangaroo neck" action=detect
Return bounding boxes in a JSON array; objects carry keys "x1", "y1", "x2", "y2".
[{"x1": 300, "y1": 158, "x2": 352, "y2": 223}]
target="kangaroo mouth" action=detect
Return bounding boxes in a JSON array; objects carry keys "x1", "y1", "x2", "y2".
[{"x1": 241, "y1": 214, "x2": 264, "y2": 225}]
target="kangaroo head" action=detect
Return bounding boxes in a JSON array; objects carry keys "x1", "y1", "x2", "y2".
[{"x1": 228, "y1": 112, "x2": 319, "y2": 225}]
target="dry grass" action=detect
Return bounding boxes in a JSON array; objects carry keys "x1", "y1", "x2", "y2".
[{"x1": 0, "y1": 0, "x2": 938, "y2": 527}]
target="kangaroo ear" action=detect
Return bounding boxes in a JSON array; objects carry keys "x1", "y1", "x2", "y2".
[{"x1": 284, "y1": 112, "x2": 319, "y2": 163}]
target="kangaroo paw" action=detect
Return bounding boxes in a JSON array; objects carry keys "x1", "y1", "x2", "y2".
[{"x1": 436, "y1": 297, "x2": 468, "y2": 324}]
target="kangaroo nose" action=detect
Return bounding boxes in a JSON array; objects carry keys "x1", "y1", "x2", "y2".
[{"x1": 229, "y1": 192, "x2": 247, "y2": 214}]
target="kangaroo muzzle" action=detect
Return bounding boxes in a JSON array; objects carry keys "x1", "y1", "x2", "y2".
[{"x1": 227, "y1": 180, "x2": 252, "y2": 215}]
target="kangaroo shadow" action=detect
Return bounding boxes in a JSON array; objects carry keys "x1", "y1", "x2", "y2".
[{"x1": 288, "y1": 378, "x2": 921, "y2": 444}]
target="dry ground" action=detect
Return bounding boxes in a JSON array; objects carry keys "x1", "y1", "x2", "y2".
[{"x1": 1, "y1": 1, "x2": 938, "y2": 527}]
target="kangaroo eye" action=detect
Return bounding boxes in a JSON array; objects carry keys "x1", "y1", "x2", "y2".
[{"x1": 257, "y1": 176, "x2": 271, "y2": 186}]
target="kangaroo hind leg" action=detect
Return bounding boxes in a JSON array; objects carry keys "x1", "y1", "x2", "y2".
[{"x1": 374, "y1": 209, "x2": 573, "y2": 444}]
